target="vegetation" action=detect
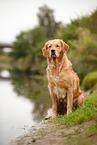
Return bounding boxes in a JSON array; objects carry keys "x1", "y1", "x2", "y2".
[
  {"x1": 82, "y1": 71, "x2": 97, "y2": 91},
  {"x1": 50, "y1": 92, "x2": 97, "y2": 145},
  {"x1": 0, "y1": 51, "x2": 13, "y2": 71},
  {"x1": 53, "y1": 91, "x2": 97, "y2": 126},
  {"x1": 37, "y1": 5, "x2": 61, "y2": 39},
  {"x1": 56, "y1": 10, "x2": 97, "y2": 80},
  {"x1": 9, "y1": 26, "x2": 47, "y2": 72}
]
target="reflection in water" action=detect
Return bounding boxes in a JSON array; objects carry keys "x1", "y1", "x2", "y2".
[
  {"x1": 0, "y1": 81, "x2": 34, "y2": 145},
  {"x1": 0, "y1": 70, "x2": 51, "y2": 145},
  {"x1": 11, "y1": 70, "x2": 51, "y2": 122}
]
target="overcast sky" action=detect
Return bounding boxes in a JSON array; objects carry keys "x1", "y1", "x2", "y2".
[{"x1": 0, "y1": 0, "x2": 97, "y2": 43}]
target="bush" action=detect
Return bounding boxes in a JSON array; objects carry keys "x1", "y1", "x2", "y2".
[
  {"x1": 82, "y1": 71, "x2": 97, "y2": 91},
  {"x1": 57, "y1": 9, "x2": 97, "y2": 81}
]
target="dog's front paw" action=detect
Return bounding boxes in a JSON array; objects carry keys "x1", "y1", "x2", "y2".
[{"x1": 45, "y1": 115, "x2": 52, "y2": 120}]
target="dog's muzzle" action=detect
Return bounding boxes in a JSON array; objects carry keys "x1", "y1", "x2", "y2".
[{"x1": 51, "y1": 49, "x2": 56, "y2": 57}]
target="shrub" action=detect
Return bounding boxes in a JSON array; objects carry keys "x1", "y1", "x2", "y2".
[{"x1": 82, "y1": 71, "x2": 97, "y2": 91}]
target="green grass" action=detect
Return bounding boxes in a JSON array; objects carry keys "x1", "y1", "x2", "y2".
[
  {"x1": 53, "y1": 91, "x2": 97, "y2": 127},
  {"x1": 85, "y1": 123, "x2": 97, "y2": 136},
  {"x1": 64, "y1": 115, "x2": 97, "y2": 145},
  {"x1": 82, "y1": 71, "x2": 97, "y2": 91},
  {"x1": 52, "y1": 92, "x2": 97, "y2": 144}
]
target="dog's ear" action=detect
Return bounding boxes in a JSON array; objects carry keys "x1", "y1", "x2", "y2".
[
  {"x1": 42, "y1": 43, "x2": 47, "y2": 57},
  {"x1": 61, "y1": 40, "x2": 69, "y2": 53}
]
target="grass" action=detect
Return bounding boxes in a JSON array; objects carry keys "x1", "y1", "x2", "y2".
[
  {"x1": 64, "y1": 118, "x2": 97, "y2": 145},
  {"x1": 51, "y1": 91, "x2": 97, "y2": 145},
  {"x1": 53, "y1": 91, "x2": 97, "y2": 127}
]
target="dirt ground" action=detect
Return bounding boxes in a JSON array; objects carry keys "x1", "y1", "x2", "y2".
[{"x1": 10, "y1": 119, "x2": 97, "y2": 145}]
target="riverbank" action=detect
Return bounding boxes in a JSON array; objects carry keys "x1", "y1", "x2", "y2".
[
  {"x1": 10, "y1": 91, "x2": 97, "y2": 145},
  {"x1": 10, "y1": 120, "x2": 97, "y2": 145}
]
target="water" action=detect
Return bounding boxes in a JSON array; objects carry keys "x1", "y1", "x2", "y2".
[{"x1": 0, "y1": 70, "x2": 51, "y2": 145}]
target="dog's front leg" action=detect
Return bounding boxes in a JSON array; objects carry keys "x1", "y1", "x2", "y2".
[
  {"x1": 50, "y1": 88, "x2": 57, "y2": 118},
  {"x1": 67, "y1": 88, "x2": 73, "y2": 115}
]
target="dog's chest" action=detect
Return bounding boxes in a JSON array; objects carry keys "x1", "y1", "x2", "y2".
[
  {"x1": 53, "y1": 85, "x2": 66, "y2": 99},
  {"x1": 48, "y1": 60, "x2": 63, "y2": 77}
]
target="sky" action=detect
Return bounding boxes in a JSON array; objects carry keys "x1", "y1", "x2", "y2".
[{"x1": 0, "y1": 0, "x2": 97, "y2": 43}]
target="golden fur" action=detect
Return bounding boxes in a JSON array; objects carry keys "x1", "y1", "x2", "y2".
[{"x1": 42, "y1": 39, "x2": 84, "y2": 118}]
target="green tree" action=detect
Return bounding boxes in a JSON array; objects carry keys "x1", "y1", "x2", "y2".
[
  {"x1": 10, "y1": 27, "x2": 47, "y2": 72},
  {"x1": 37, "y1": 5, "x2": 61, "y2": 39},
  {"x1": 68, "y1": 27, "x2": 97, "y2": 80},
  {"x1": 11, "y1": 27, "x2": 46, "y2": 59},
  {"x1": 56, "y1": 9, "x2": 97, "y2": 81},
  {"x1": 11, "y1": 31, "x2": 30, "y2": 58}
]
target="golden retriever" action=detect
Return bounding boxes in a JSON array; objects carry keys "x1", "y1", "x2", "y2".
[{"x1": 42, "y1": 39, "x2": 84, "y2": 118}]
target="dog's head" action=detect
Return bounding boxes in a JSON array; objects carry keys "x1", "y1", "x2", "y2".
[{"x1": 42, "y1": 39, "x2": 69, "y2": 57}]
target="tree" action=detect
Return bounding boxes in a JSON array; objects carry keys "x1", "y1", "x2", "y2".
[
  {"x1": 68, "y1": 27, "x2": 97, "y2": 80},
  {"x1": 37, "y1": 5, "x2": 61, "y2": 39},
  {"x1": 10, "y1": 27, "x2": 47, "y2": 72},
  {"x1": 11, "y1": 27, "x2": 46, "y2": 59}
]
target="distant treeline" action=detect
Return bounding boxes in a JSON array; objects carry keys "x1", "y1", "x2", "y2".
[{"x1": 10, "y1": 5, "x2": 97, "y2": 83}]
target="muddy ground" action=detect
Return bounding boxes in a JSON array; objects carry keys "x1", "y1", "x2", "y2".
[{"x1": 10, "y1": 119, "x2": 97, "y2": 145}]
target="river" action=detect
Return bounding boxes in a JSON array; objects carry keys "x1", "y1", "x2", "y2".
[{"x1": 0, "y1": 70, "x2": 51, "y2": 145}]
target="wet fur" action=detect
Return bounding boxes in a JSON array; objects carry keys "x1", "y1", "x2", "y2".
[{"x1": 42, "y1": 39, "x2": 84, "y2": 118}]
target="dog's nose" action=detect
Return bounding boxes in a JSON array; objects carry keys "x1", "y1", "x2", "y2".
[{"x1": 51, "y1": 49, "x2": 55, "y2": 55}]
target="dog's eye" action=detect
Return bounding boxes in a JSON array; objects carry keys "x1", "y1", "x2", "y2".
[
  {"x1": 56, "y1": 44, "x2": 60, "y2": 47},
  {"x1": 48, "y1": 45, "x2": 51, "y2": 48}
]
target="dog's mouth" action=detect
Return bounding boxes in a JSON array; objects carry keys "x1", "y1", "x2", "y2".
[{"x1": 51, "y1": 49, "x2": 57, "y2": 57}]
